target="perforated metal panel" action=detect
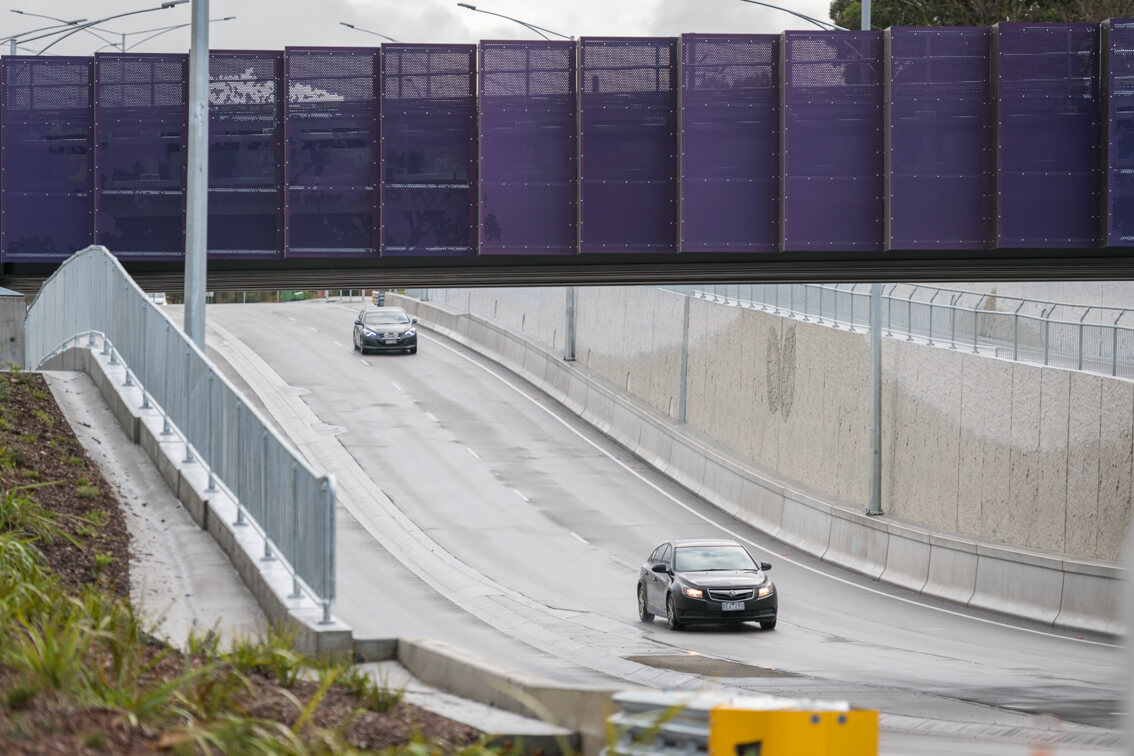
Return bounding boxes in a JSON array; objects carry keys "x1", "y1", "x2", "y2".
[
  {"x1": 1, "y1": 57, "x2": 93, "y2": 261},
  {"x1": 380, "y1": 44, "x2": 477, "y2": 256},
  {"x1": 782, "y1": 31, "x2": 884, "y2": 252},
  {"x1": 996, "y1": 23, "x2": 1100, "y2": 247},
  {"x1": 94, "y1": 53, "x2": 187, "y2": 258},
  {"x1": 579, "y1": 37, "x2": 678, "y2": 253},
  {"x1": 1105, "y1": 19, "x2": 1134, "y2": 246},
  {"x1": 479, "y1": 40, "x2": 576, "y2": 255},
  {"x1": 209, "y1": 51, "x2": 284, "y2": 257},
  {"x1": 681, "y1": 34, "x2": 778, "y2": 253},
  {"x1": 887, "y1": 27, "x2": 993, "y2": 250},
  {"x1": 284, "y1": 47, "x2": 379, "y2": 257}
]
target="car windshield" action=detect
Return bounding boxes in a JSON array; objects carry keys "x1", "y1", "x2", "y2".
[
  {"x1": 674, "y1": 546, "x2": 756, "y2": 572},
  {"x1": 364, "y1": 311, "x2": 409, "y2": 326}
]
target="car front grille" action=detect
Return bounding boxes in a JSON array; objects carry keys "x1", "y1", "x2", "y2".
[{"x1": 707, "y1": 588, "x2": 755, "y2": 602}]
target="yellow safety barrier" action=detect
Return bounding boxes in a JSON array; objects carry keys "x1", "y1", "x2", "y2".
[{"x1": 710, "y1": 706, "x2": 877, "y2": 756}]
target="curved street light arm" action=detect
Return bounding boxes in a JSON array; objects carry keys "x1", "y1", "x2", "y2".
[
  {"x1": 0, "y1": 20, "x2": 85, "y2": 44},
  {"x1": 26, "y1": 1, "x2": 188, "y2": 56},
  {"x1": 339, "y1": 23, "x2": 401, "y2": 44},
  {"x1": 456, "y1": 4, "x2": 573, "y2": 41},
  {"x1": 125, "y1": 18, "x2": 235, "y2": 52},
  {"x1": 736, "y1": 0, "x2": 848, "y2": 30}
]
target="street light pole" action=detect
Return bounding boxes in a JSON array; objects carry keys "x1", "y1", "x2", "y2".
[
  {"x1": 184, "y1": 0, "x2": 209, "y2": 349},
  {"x1": 339, "y1": 23, "x2": 401, "y2": 43},
  {"x1": 19, "y1": 1, "x2": 189, "y2": 56},
  {"x1": 455, "y1": 3, "x2": 574, "y2": 40},
  {"x1": 863, "y1": 2, "x2": 882, "y2": 517},
  {"x1": 91, "y1": 18, "x2": 236, "y2": 53},
  {"x1": 2, "y1": 18, "x2": 87, "y2": 56}
]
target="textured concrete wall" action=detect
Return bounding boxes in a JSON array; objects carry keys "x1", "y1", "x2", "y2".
[
  {"x1": 425, "y1": 286, "x2": 1133, "y2": 561},
  {"x1": 0, "y1": 291, "x2": 25, "y2": 367}
]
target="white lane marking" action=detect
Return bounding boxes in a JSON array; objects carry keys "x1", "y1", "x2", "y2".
[
  {"x1": 425, "y1": 412, "x2": 440, "y2": 423},
  {"x1": 422, "y1": 333, "x2": 1117, "y2": 648},
  {"x1": 514, "y1": 490, "x2": 530, "y2": 503},
  {"x1": 570, "y1": 532, "x2": 589, "y2": 545},
  {"x1": 310, "y1": 327, "x2": 318, "y2": 332},
  {"x1": 391, "y1": 382, "x2": 402, "y2": 391},
  {"x1": 359, "y1": 359, "x2": 370, "y2": 367},
  {"x1": 333, "y1": 341, "x2": 342, "y2": 347},
  {"x1": 288, "y1": 316, "x2": 296, "y2": 322},
  {"x1": 466, "y1": 447, "x2": 481, "y2": 460}
]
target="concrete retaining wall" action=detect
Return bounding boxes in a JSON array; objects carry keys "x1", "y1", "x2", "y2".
[
  {"x1": 396, "y1": 293, "x2": 1122, "y2": 635},
  {"x1": 425, "y1": 287, "x2": 1133, "y2": 564},
  {"x1": 40, "y1": 344, "x2": 352, "y2": 658}
]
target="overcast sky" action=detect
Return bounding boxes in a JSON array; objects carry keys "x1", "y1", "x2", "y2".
[{"x1": 1, "y1": 0, "x2": 838, "y2": 54}]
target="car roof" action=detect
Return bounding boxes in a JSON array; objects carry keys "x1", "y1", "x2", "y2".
[
  {"x1": 670, "y1": 539, "x2": 743, "y2": 548},
  {"x1": 362, "y1": 306, "x2": 408, "y2": 315}
]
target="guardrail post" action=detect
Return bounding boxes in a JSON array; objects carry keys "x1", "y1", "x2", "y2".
[
  {"x1": 261, "y1": 431, "x2": 273, "y2": 561},
  {"x1": 140, "y1": 300, "x2": 151, "y2": 409},
  {"x1": 1044, "y1": 310, "x2": 1051, "y2": 366},
  {"x1": 289, "y1": 462, "x2": 302, "y2": 598},
  {"x1": 885, "y1": 285, "x2": 895, "y2": 337},
  {"x1": 1013, "y1": 301, "x2": 1024, "y2": 360},
  {"x1": 972, "y1": 295, "x2": 984, "y2": 354},
  {"x1": 847, "y1": 287, "x2": 857, "y2": 332},
  {"x1": 948, "y1": 295, "x2": 959, "y2": 349},
  {"x1": 183, "y1": 346, "x2": 195, "y2": 463},
  {"x1": 206, "y1": 373, "x2": 216, "y2": 491},
  {"x1": 102, "y1": 255, "x2": 112, "y2": 356},
  {"x1": 1114, "y1": 311, "x2": 1126, "y2": 377},
  {"x1": 906, "y1": 290, "x2": 914, "y2": 341},
  {"x1": 320, "y1": 477, "x2": 333, "y2": 625},
  {"x1": 162, "y1": 323, "x2": 172, "y2": 435},
  {"x1": 817, "y1": 287, "x2": 824, "y2": 324},
  {"x1": 1078, "y1": 308, "x2": 1090, "y2": 371},
  {"x1": 234, "y1": 402, "x2": 246, "y2": 526}
]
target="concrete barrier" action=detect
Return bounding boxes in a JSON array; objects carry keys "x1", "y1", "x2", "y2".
[
  {"x1": 41, "y1": 344, "x2": 352, "y2": 658},
  {"x1": 392, "y1": 294, "x2": 1122, "y2": 636}
]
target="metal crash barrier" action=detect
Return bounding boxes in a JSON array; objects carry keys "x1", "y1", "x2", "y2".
[{"x1": 604, "y1": 691, "x2": 877, "y2": 756}]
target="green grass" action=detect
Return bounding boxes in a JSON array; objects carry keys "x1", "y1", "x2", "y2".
[
  {"x1": 30, "y1": 409, "x2": 52, "y2": 428},
  {"x1": 31, "y1": 391, "x2": 47, "y2": 401},
  {"x1": 76, "y1": 485, "x2": 99, "y2": 500}
]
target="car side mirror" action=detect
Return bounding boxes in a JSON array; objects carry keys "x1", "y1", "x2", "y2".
[
  {"x1": 760, "y1": 562, "x2": 772, "y2": 571},
  {"x1": 355, "y1": 320, "x2": 362, "y2": 326},
  {"x1": 651, "y1": 563, "x2": 669, "y2": 574},
  {"x1": 411, "y1": 317, "x2": 419, "y2": 324}
]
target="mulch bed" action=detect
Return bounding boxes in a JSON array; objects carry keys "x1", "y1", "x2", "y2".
[{"x1": 0, "y1": 372, "x2": 484, "y2": 753}]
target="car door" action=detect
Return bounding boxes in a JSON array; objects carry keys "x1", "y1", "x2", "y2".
[{"x1": 647, "y1": 543, "x2": 673, "y2": 613}]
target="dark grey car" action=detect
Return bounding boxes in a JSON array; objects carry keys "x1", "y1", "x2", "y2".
[
  {"x1": 353, "y1": 306, "x2": 418, "y2": 355},
  {"x1": 638, "y1": 538, "x2": 777, "y2": 630}
]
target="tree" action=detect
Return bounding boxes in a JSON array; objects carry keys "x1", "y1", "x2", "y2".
[{"x1": 829, "y1": 0, "x2": 1134, "y2": 29}]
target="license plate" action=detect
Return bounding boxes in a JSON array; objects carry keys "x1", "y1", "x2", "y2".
[
  {"x1": 722, "y1": 601, "x2": 745, "y2": 611},
  {"x1": 384, "y1": 339, "x2": 397, "y2": 344}
]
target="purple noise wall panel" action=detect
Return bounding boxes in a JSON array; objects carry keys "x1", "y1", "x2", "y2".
[
  {"x1": 209, "y1": 51, "x2": 284, "y2": 257},
  {"x1": 579, "y1": 37, "x2": 678, "y2": 254},
  {"x1": 887, "y1": 28, "x2": 993, "y2": 250},
  {"x1": 1106, "y1": 19, "x2": 1134, "y2": 246},
  {"x1": 94, "y1": 53, "x2": 187, "y2": 258},
  {"x1": 381, "y1": 44, "x2": 477, "y2": 256},
  {"x1": 284, "y1": 47, "x2": 379, "y2": 257},
  {"x1": 996, "y1": 23, "x2": 1100, "y2": 247},
  {"x1": 681, "y1": 34, "x2": 779, "y2": 253},
  {"x1": 479, "y1": 40, "x2": 576, "y2": 255},
  {"x1": 1, "y1": 57, "x2": 93, "y2": 262},
  {"x1": 782, "y1": 31, "x2": 884, "y2": 252}
]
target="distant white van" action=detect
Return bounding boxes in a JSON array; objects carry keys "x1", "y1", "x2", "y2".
[{"x1": 148, "y1": 292, "x2": 167, "y2": 306}]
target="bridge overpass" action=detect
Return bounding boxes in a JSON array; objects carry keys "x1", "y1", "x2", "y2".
[{"x1": 3, "y1": 20, "x2": 1134, "y2": 292}]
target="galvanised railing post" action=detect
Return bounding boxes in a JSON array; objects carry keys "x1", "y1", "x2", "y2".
[
  {"x1": 847, "y1": 286, "x2": 857, "y2": 333},
  {"x1": 234, "y1": 401, "x2": 245, "y2": 526},
  {"x1": 948, "y1": 294, "x2": 960, "y2": 349},
  {"x1": 320, "y1": 477, "x2": 334, "y2": 625},
  {"x1": 773, "y1": 284, "x2": 780, "y2": 315},
  {"x1": 261, "y1": 430, "x2": 273, "y2": 561},
  {"x1": 789, "y1": 284, "x2": 795, "y2": 317},
  {"x1": 927, "y1": 291, "x2": 940, "y2": 347},
  {"x1": 1043, "y1": 309, "x2": 1051, "y2": 366},
  {"x1": 906, "y1": 289, "x2": 915, "y2": 342},
  {"x1": 289, "y1": 462, "x2": 302, "y2": 599},
  {"x1": 1114, "y1": 311, "x2": 1126, "y2": 377},
  {"x1": 183, "y1": 345, "x2": 195, "y2": 463},
  {"x1": 140, "y1": 300, "x2": 151, "y2": 409},
  {"x1": 206, "y1": 373, "x2": 216, "y2": 492},
  {"x1": 1078, "y1": 308, "x2": 1090, "y2": 371},
  {"x1": 885, "y1": 285, "x2": 896, "y2": 337},
  {"x1": 1013, "y1": 300, "x2": 1025, "y2": 360},
  {"x1": 102, "y1": 255, "x2": 112, "y2": 357},
  {"x1": 162, "y1": 322, "x2": 172, "y2": 435},
  {"x1": 817, "y1": 286, "x2": 824, "y2": 324},
  {"x1": 972, "y1": 295, "x2": 985, "y2": 354}
]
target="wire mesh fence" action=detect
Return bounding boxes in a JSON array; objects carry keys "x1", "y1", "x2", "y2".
[{"x1": 23, "y1": 245, "x2": 336, "y2": 621}]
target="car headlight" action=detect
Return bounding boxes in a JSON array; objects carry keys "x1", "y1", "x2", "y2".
[
  {"x1": 403, "y1": 329, "x2": 416, "y2": 337},
  {"x1": 680, "y1": 586, "x2": 703, "y2": 599},
  {"x1": 758, "y1": 585, "x2": 774, "y2": 598},
  {"x1": 365, "y1": 330, "x2": 377, "y2": 337}
]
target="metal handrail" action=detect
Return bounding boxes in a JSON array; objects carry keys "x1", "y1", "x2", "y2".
[
  {"x1": 24, "y1": 246, "x2": 337, "y2": 622},
  {"x1": 665, "y1": 283, "x2": 1134, "y2": 382}
]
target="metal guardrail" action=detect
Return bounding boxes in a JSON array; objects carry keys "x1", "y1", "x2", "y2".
[
  {"x1": 668, "y1": 284, "x2": 1134, "y2": 380},
  {"x1": 24, "y1": 246, "x2": 336, "y2": 622}
]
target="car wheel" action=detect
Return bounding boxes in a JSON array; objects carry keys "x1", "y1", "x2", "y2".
[
  {"x1": 409, "y1": 346, "x2": 417, "y2": 354},
  {"x1": 353, "y1": 336, "x2": 360, "y2": 352},
  {"x1": 665, "y1": 595, "x2": 682, "y2": 630},
  {"x1": 761, "y1": 617, "x2": 777, "y2": 631},
  {"x1": 637, "y1": 584, "x2": 653, "y2": 623}
]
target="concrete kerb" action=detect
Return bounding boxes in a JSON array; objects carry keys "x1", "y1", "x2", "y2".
[
  {"x1": 389, "y1": 294, "x2": 1123, "y2": 636},
  {"x1": 42, "y1": 344, "x2": 352, "y2": 659}
]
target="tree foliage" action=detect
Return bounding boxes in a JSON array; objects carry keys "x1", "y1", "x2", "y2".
[{"x1": 828, "y1": 0, "x2": 1134, "y2": 30}]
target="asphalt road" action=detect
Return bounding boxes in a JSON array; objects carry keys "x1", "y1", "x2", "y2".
[{"x1": 198, "y1": 299, "x2": 1125, "y2": 755}]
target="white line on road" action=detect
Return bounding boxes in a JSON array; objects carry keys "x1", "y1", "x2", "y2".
[
  {"x1": 288, "y1": 317, "x2": 295, "y2": 322},
  {"x1": 423, "y1": 332, "x2": 1116, "y2": 648},
  {"x1": 333, "y1": 341, "x2": 342, "y2": 347},
  {"x1": 309, "y1": 327, "x2": 318, "y2": 332},
  {"x1": 391, "y1": 382, "x2": 402, "y2": 391},
  {"x1": 359, "y1": 359, "x2": 370, "y2": 367},
  {"x1": 570, "y1": 532, "x2": 589, "y2": 545},
  {"x1": 466, "y1": 447, "x2": 481, "y2": 460},
  {"x1": 425, "y1": 412, "x2": 440, "y2": 423},
  {"x1": 513, "y1": 490, "x2": 530, "y2": 503}
]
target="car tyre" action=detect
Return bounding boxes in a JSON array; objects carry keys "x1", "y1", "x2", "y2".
[
  {"x1": 637, "y1": 584, "x2": 653, "y2": 623},
  {"x1": 665, "y1": 595, "x2": 682, "y2": 630},
  {"x1": 353, "y1": 337, "x2": 360, "y2": 352},
  {"x1": 761, "y1": 618, "x2": 777, "y2": 631}
]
